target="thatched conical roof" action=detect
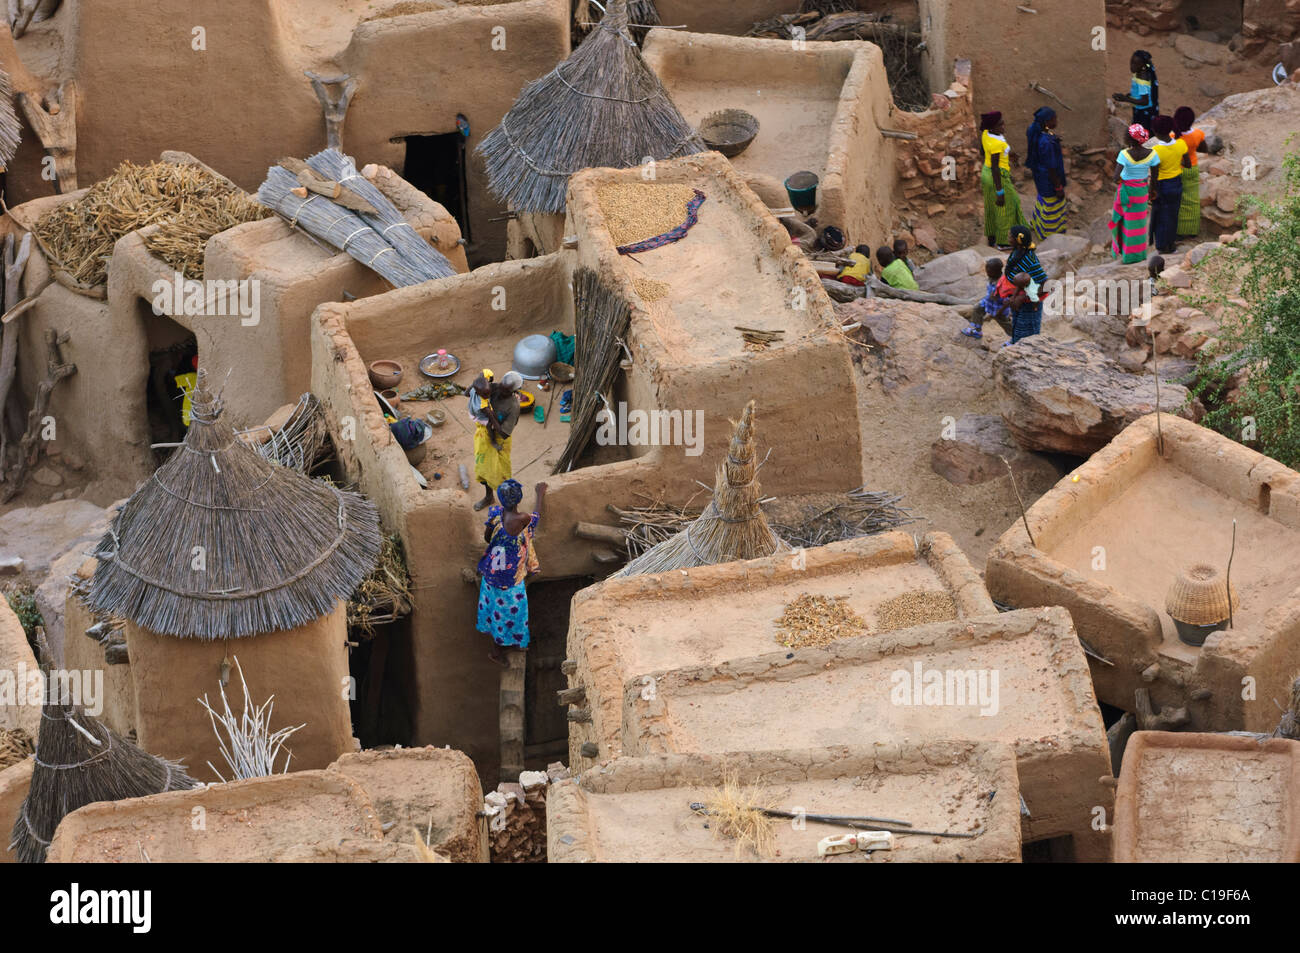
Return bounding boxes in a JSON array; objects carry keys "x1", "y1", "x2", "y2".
[
  {"x1": 0, "y1": 67, "x2": 21, "y2": 168},
  {"x1": 614, "y1": 402, "x2": 788, "y2": 578},
  {"x1": 477, "y1": 0, "x2": 704, "y2": 215},
  {"x1": 88, "y1": 370, "x2": 381, "y2": 640},
  {"x1": 11, "y1": 700, "x2": 195, "y2": 863}
]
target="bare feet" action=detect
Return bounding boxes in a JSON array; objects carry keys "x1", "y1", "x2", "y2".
[{"x1": 474, "y1": 497, "x2": 491, "y2": 511}]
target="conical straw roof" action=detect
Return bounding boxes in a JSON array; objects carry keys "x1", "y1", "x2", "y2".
[
  {"x1": 614, "y1": 402, "x2": 788, "y2": 578},
  {"x1": 477, "y1": 0, "x2": 705, "y2": 214},
  {"x1": 87, "y1": 369, "x2": 381, "y2": 640},
  {"x1": 11, "y1": 700, "x2": 195, "y2": 863}
]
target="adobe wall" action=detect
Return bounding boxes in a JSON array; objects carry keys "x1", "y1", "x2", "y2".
[
  {"x1": 642, "y1": 33, "x2": 896, "y2": 249},
  {"x1": 0, "y1": 596, "x2": 40, "y2": 741},
  {"x1": 327, "y1": 746, "x2": 487, "y2": 862},
  {"x1": 61, "y1": 561, "x2": 135, "y2": 739},
  {"x1": 45, "y1": 768, "x2": 383, "y2": 862},
  {"x1": 918, "y1": 0, "x2": 1108, "y2": 150},
  {"x1": 618, "y1": 606, "x2": 1114, "y2": 859},
  {"x1": 0, "y1": 758, "x2": 33, "y2": 864},
  {"x1": 5, "y1": 0, "x2": 571, "y2": 264},
  {"x1": 986, "y1": 415, "x2": 1300, "y2": 733},
  {"x1": 652, "y1": 0, "x2": 806, "y2": 35},
  {"x1": 548, "y1": 742, "x2": 1024, "y2": 862},
  {"x1": 566, "y1": 531, "x2": 995, "y2": 770},
  {"x1": 124, "y1": 604, "x2": 355, "y2": 784},
  {"x1": 1113, "y1": 731, "x2": 1300, "y2": 862}
]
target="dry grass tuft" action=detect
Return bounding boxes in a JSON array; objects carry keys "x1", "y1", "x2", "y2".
[
  {"x1": 33, "y1": 160, "x2": 266, "y2": 286},
  {"x1": 876, "y1": 590, "x2": 957, "y2": 632},
  {"x1": 703, "y1": 769, "x2": 776, "y2": 859},
  {"x1": 775, "y1": 593, "x2": 867, "y2": 648},
  {"x1": 597, "y1": 183, "x2": 697, "y2": 247},
  {"x1": 0, "y1": 726, "x2": 34, "y2": 770}
]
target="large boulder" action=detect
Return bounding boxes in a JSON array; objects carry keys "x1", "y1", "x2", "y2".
[
  {"x1": 993, "y1": 337, "x2": 1197, "y2": 455},
  {"x1": 0, "y1": 500, "x2": 114, "y2": 666},
  {"x1": 931, "y1": 413, "x2": 1060, "y2": 490},
  {"x1": 915, "y1": 247, "x2": 989, "y2": 300}
]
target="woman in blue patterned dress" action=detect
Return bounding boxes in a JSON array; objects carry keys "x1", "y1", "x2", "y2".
[{"x1": 477, "y1": 479, "x2": 547, "y2": 666}]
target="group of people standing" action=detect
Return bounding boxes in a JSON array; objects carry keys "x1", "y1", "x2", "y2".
[
  {"x1": 1110, "y1": 51, "x2": 1208, "y2": 263},
  {"x1": 978, "y1": 106, "x2": 1067, "y2": 249},
  {"x1": 978, "y1": 49, "x2": 1207, "y2": 266}
]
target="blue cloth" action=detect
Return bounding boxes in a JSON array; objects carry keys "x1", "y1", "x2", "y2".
[
  {"x1": 1026, "y1": 120, "x2": 1065, "y2": 198},
  {"x1": 477, "y1": 504, "x2": 539, "y2": 588},
  {"x1": 978, "y1": 281, "x2": 1011, "y2": 319},
  {"x1": 1010, "y1": 302, "x2": 1043, "y2": 343},
  {"x1": 496, "y1": 479, "x2": 523, "y2": 508},
  {"x1": 477, "y1": 577, "x2": 530, "y2": 648},
  {"x1": 1152, "y1": 175, "x2": 1183, "y2": 253}
]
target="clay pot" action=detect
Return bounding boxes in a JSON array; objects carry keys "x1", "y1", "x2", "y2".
[
  {"x1": 368, "y1": 360, "x2": 403, "y2": 389},
  {"x1": 380, "y1": 388, "x2": 401, "y2": 411}
]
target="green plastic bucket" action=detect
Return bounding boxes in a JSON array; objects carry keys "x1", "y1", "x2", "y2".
[{"x1": 784, "y1": 170, "x2": 819, "y2": 211}]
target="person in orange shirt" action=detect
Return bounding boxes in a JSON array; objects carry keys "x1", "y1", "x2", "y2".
[{"x1": 1174, "y1": 106, "x2": 1211, "y2": 238}]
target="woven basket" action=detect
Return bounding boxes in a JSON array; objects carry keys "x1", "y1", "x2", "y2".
[{"x1": 1166, "y1": 564, "x2": 1239, "y2": 625}]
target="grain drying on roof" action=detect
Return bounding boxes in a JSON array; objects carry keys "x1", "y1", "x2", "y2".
[
  {"x1": 876, "y1": 590, "x2": 958, "y2": 632},
  {"x1": 32, "y1": 160, "x2": 267, "y2": 286},
  {"x1": 597, "y1": 183, "x2": 697, "y2": 247},
  {"x1": 633, "y1": 276, "x2": 670, "y2": 302},
  {"x1": 775, "y1": 592, "x2": 867, "y2": 648}
]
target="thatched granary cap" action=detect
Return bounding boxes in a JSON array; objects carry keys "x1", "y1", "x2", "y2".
[
  {"x1": 476, "y1": 0, "x2": 705, "y2": 215},
  {"x1": 87, "y1": 370, "x2": 381, "y2": 640},
  {"x1": 11, "y1": 701, "x2": 195, "y2": 864}
]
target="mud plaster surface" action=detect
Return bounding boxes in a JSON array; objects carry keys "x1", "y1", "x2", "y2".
[
  {"x1": 1134, "y1": 747, "x2": 1292, "y2": 862},
  {"x1": 626, "y1": 195, "x2": 819, "y2": 362},
  {"x1": 655, "y1": 637, "x2": 1072, "y2": 754},
  {"x1": 663, "y1": 74, "x2": 846, "y2": 207},
  {"x1": 1046, "y1": 463, "x2": 1300, "y2": 641},
  {"x1": 582, "y1": 768, "x2": 993, "y2": 862},
  {"x1": 609, "y1": 560, "x2": 957, "y2": 676}
]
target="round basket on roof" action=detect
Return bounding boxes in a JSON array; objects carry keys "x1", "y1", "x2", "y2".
[
  {"x1": 86, "y1": 369, "x2": 381, "y2": 640},
  {"x1": 1165, "y1": 563, "x2": 1239, "y2": 646}
]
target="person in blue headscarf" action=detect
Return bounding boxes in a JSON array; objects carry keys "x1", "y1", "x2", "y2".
[
  {"x1": 1025, "y1": 107, "x2": 1067, "y2": 240},
  {"x1": 476, "y1": 479, "x2": 547, "y2": 666}
]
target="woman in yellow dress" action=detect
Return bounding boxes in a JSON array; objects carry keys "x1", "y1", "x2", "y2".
[{"x1": 979, "y1": 111, "x2": 1025, "y2": 249}]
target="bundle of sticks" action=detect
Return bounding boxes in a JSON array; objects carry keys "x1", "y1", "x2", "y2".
[
  {"x1": 771, "y1": 486, "x2": 917, "y2": 548},
  {"x1": 608, "y1": 493, "x2": 705, "y2": 558},
  {"x1": 736, "y1": 326, "x2": 784, "y2": 349}
]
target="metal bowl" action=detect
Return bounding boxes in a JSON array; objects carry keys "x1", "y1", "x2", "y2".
[
  {"x1": 419, "y1": 352, "x2": 461, "y2": 379},
  {"x1": 512, "y1": 334, "x2": 558, "y2": 380}
]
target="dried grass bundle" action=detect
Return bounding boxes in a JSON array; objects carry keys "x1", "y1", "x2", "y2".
[
  {"x1": 614, "y1": 402, "x2": 789, "y2": 577},
  {"x1": 32, "y1": 160, "x2": 266, "y2": 286},
  {"x1": 10, "y1": 702, "x2": 195, "y2": 863},
  {"x1": 478, "y1": 0, "x2": 703, "y2": 214},
  {"x1": 771, "y1": 486, "x2": 916, "y2": 547},
  {"x1": 608, "y1": 492, "x2": 703, "y2": 557},
  {"x1": 250, "y1": 392, "x2": 329, "y2": 473},
  {"x1": 88, "y1": 370, "x2": 381, "y2": 640},
  {"x1": 775, "y1": 593, "x2": 867, "y2": 648},
  {"x1": 347, "y1": 533, "x2": 412, "y2": 639},
  {"x1": 0, "y1": 726, "x2": 33, "y2": 770},
  {"x1": 0, "y1": 67, "x2": 21, "y2": 167},
  {"x1": 257, "y1": 150, "x2": 455, "y2": 287},
  {"x1": 702, "y1": 768, "x2": 776, "y2": 859},
  {"x1": 553, "y1": 267, "x2": 632, "y2": 474}
]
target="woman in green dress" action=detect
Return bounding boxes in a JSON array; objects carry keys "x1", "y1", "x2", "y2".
[{"x1": 979, "y1": 111, "x2": 1025, "y2": 249}]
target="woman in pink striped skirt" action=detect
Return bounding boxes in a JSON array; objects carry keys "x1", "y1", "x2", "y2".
[{"x1": 1109, "y1": 124, "x2": 1161, "y2": 263}]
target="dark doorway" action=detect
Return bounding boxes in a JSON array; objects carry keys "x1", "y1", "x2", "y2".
[
  {"x1": 1022, "y1": 834, "x2": 1076, "y2": 863},
  {"x1": 401, "y1": 126, "x2": 471, "y2": 241},
  {"x1": 523, "y1": 575, "x2": 594, "y2": 769},
  {"x1": 140, "y1": 300, "x2": 198, "y2": 466},
  {"x1": 348, "y1": 616, "x2": 416, "y2": 748}
]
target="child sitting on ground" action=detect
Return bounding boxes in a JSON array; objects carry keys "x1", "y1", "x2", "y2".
[
  {"x1": 961, "y1": 258, "x2": 1014, "y2": 339},
  {"x1": 835, "y1": 244, "x2": 873, "y2": 286},
  {"x1": 877, "y1": 245, "x2": 920, "y2": 290},
  {"x1": 893, "y1": 238, "x2": 916, "y2": 276}
]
